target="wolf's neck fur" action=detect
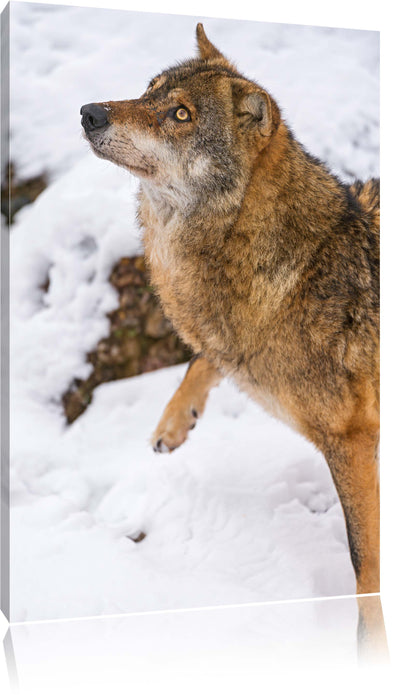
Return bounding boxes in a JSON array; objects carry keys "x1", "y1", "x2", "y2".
[
  {"x1": 140, "y1": 166, "x2": 248, "y2": 238},
  {"x1": 234, "y1": 123, "x2": 350, "y2": 267},
  {"x1": 141, "y1": 122, "x2": 348, "y2": 266}
]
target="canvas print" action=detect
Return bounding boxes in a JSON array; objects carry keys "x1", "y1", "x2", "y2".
[{"x1": 1, "y1": 2, "x2": 379, "y2": 623}]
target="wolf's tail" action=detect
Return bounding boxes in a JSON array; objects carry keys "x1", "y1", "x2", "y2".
[{"x1": 350, "y1": 177, "x2": 380, "y2": 233}]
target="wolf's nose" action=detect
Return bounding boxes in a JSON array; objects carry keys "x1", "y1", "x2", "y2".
[{"x1": 80, "y1": 103, "x2": 109, "y2": 132}]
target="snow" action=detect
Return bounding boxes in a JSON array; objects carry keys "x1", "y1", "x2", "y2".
[{"x1": 8, "y1": 3, "x2": 379, "y2": 622}]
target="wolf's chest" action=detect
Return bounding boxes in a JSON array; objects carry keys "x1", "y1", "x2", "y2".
[
  {"x1": 144, "y1": 238, "x2": 237, "y2": 355},
  {"x1": 149, "y1": 258, "x2": 230, "y2": 353}
]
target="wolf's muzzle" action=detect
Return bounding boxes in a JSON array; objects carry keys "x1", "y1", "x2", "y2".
[{"x1": 80, "y1": 103, "x2": 110, "y2": 133}]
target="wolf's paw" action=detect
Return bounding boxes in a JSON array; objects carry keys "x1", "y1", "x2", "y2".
[{"x1": 151, "y1": 406, "x2": 198, "y2": 453}]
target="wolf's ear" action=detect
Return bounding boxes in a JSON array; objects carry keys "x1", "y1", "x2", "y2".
[
  {"x1": 196, "y1": 23, "x2": 225, "y2": 60},
  {"x1": 234, "y1": 83, "x2": 280, "y2": 140}
]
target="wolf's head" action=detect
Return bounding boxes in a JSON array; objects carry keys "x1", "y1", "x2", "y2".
[{"x1": 81, "y1": 24, "x2": 281, "y2": 213}]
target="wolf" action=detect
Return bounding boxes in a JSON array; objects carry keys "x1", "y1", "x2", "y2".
[{"x1": 81, "y1": 24, "x2": 380, "y2": 597}]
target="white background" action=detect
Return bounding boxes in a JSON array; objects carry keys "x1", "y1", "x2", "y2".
[{"x1": 1, "y1": 0, "x2": 405, "y2": 697}]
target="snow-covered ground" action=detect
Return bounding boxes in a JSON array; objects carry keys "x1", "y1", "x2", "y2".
[{"x1": 9, "y1": 2, "x2": 379, "y2": 622}]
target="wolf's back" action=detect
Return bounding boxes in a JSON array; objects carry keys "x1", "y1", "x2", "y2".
[{"x1": 349, "y1": 177, "x2": 380, "y2": 233}]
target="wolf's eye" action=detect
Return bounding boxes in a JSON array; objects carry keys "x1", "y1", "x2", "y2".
[{"x1": 174, "y1": 107, "x2": 191, "y2": 122}]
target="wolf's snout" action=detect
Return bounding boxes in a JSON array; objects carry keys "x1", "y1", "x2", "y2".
[{"x1": 80, "y1": 103, "x2": 110, "y2": 132}]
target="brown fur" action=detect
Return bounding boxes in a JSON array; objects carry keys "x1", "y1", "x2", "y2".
[
  {"x1": 81, "y1": 24, "x2": 380, "y2": 596},
  {"x1": 151, "y1": 355, "x2": 220, "y2": 452}
]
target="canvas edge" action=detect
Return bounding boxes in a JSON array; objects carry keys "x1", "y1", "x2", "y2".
[{"x1": 1, "y1": 1, "x2": 10, "y2": 623}]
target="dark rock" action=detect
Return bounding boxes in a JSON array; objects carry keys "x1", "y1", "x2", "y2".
[{"x1": 1, "y1": 162, "x2": 47, "y2": 223}]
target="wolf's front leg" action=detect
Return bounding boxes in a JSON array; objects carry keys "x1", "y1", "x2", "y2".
[{"x1": 151, "y1": 356, "x2": 222, "y2": 453}]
